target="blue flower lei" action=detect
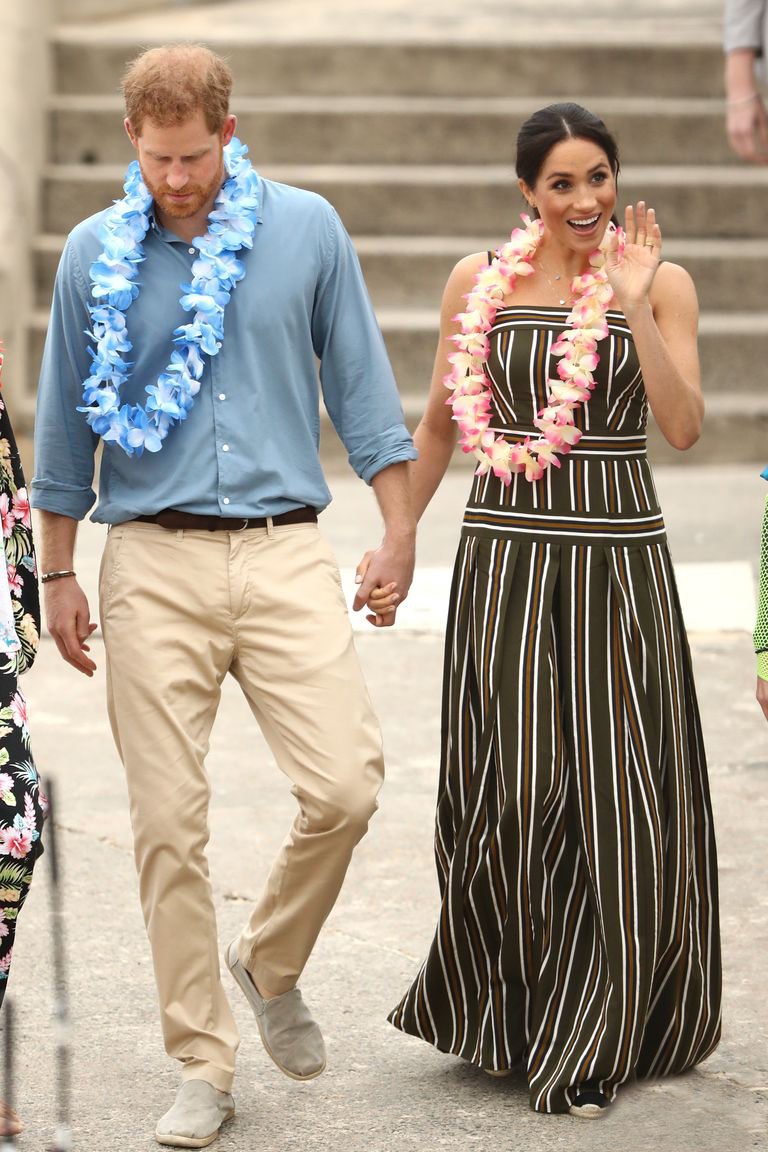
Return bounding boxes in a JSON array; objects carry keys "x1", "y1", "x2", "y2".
[{"x1": 78, "y1": 137, "x2": 259, "y2": 456}]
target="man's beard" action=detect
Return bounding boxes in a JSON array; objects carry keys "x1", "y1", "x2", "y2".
[{"x1": 141, "y1": 157, "x2": 224, "y2": 220}]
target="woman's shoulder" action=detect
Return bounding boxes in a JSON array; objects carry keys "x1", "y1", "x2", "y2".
[
  {"x1": 439, "y1": 251, "x2": 491, "y2": 314},
  {"x1": 649, "y1": 260, "x2": 698, "y2": 312},
  {"x1": 449, "y1": 250, "x2": 492, "y2": 285}
]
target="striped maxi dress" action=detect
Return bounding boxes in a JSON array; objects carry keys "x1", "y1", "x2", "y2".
[{"x1": 389, "y1": 305, "x2": 722, "y2": 1114}]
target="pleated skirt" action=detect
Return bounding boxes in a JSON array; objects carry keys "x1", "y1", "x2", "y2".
[{"x1": 389, "y1": 476, "x2": 722, "y2": 1113}]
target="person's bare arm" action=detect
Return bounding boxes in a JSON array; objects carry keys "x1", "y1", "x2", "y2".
[
  {"x1": 631, "y1": 262, "x2": 704, "y2": 451},
  {"x1": 38, "y1": 509, "x2": 97, "y2": 676},
  {"x1": 606, "y1": 204, "x2": 703, "y2": 451},
  {"x1": 355, "y1": 253, "x2": 486, "y2": 625},
  {"x1": 352, "y1": 462, "x2": 416, "y2": 627},
  {"x1": 407, "y1": 252, "x2": 488, "y2": 520},
  {"x1": 725, "y1": 48, "x2": 768, "y2": 163}
]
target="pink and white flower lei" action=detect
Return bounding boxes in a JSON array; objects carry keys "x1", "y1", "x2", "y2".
[{"x1": 445, "y1": 215, "x2": 625, "y2": 484}]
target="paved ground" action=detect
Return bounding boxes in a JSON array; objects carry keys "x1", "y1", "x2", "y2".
[
  {"x1": 4, "y1": 462, "x2": 767, "y2": 1152},
  {"x1": 8, "y1": 1, "x2": 767, "y2": 1148}
]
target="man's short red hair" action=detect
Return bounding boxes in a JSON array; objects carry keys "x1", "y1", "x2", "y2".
[{"x1": 122, "y1": 43, "x2": 233, "y2": 135}]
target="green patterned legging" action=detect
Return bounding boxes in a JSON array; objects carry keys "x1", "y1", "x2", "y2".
[
  {"x1": 0, "y1": 666, "x2": 45, "y2": 1007},
  {"x1": 755, "y1": 493, "x2": 768, "y2": 682}
]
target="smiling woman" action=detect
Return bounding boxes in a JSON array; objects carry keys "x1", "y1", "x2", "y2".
[{"x1": 378, "y1": 101, "x2": 722, "y2": 1119}]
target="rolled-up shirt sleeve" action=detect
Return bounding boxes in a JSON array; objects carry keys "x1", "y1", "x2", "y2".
[
  {"x1": 724, "y1": 0, "x2": 766, "y2": 55},
  {"x1": 30, "y1": 237, "x2": 98, "y2": 521},
  {"x1": 311, "y1": 206, "x2": 417, "y2": 485}
]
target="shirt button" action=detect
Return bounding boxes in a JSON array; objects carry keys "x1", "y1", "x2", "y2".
[
  {"x1": 188, "y1": 247, "x2": 195, "y2": 255},
  {"x1": 222, "y1": 497, "x2": 230, "y2": 505},
  {"x1": 222, "y1": 444, "x2": 230, "y2": 452},
  {"x1": 218, "y1": 393, "x2": 226, "y2": 401}
]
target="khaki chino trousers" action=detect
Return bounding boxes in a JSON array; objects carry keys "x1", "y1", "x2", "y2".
[{"x1": 99, "y1": 520, "x2": 384, "y2": 1091}]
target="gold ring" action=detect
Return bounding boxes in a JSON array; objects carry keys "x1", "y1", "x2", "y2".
[{"x1": 645, "y1": 240, "x2": 655, "y2": 247}]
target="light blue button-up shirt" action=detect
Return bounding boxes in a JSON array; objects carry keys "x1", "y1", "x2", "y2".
[{"x1": 31, "y1": 174, "x2": 416, "y2": 524}]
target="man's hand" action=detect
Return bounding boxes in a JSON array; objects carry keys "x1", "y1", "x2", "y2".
[
  {"x1": 353, "y1": 534, "x2": 415, "y2": 629},
  {"x1": 44, "y1": 578, "x2": 98, "y2": 676}
]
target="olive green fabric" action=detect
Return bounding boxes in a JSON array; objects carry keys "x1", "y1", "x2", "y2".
[{"x1": 390, "y1": 307, "x2": 722, "y2": 1113}]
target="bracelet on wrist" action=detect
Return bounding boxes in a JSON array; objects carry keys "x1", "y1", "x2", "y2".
[
  {"x1": 727, "y1": 92, "x2": 760, "y2": 106},
  {"x1": 41, "y1": 569, "x2": 76, "y2": 584}
]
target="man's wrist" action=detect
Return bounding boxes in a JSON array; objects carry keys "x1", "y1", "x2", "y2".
[
  {"x1": 383, "y1": 522, "x2": 416, "y2": 547},
  {"x1": 725, "y1": 48, "x2": 759, "y2": 94},
  {"x1": 41, "y1": 569, "x2": 77, "y2": 585}
]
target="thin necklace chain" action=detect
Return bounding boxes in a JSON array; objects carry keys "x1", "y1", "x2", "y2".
[{"x1": 536, "y1": 256, "x2": 571, "y2": 306}]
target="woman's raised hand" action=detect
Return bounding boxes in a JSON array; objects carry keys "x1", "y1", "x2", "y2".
[{"x1": 604, "y1": 201, "x2": 661, "y2": 316}]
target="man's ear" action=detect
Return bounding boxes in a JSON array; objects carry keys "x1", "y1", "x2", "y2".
[
  {"x1": 221, "y1": 114, "x2": 237, "y2": 147},
  {"x1": 124, "y1": 118, "x2": 140, "y2": 150}
]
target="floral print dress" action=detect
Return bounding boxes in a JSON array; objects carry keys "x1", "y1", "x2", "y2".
[{"x1": 0, "y1": 383, "x2": 45, "y2": 1005}]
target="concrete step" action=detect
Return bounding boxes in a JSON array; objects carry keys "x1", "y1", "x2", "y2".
[
  {"x1": 23, "y1": 300, "x2": 765, "y2": 462},
  {"x1": 296, "y1": 390, "x2": 768, "y2": 471},
  {"x1": 377, "y1": 309, "x2": 768, "y2": 400},
  {"x1": 15, "y1": 321, "x2": 767, "y2": 468},
  {"x1": 32, "y1": 232, "x2": 768, "y2": 314},
  {"x1": 49, "y1": 94, "x2": 737, "y2": 167},
  {"x1": 365, "y1": 392, "x2": 768, "y2": 469},
  {"x1": 355, "y1": 237, "x2": 768, "y2": 314},
  {"x1": 25, "y1": 304, "x2": 768, "y2": 405},
  {"x1": 42, "y1": 163, "x2": 768, "y2": 239},
  {"x1": 52, "y1": 37, "x2": 724, "y2": 99}
]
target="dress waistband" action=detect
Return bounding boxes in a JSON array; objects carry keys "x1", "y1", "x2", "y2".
[
  {"x1": 489, "y1": 428, "x2": 648, "y2": 458},
  {"x1": 462, "y1": 506, "x2": 666, "y2": 544}
]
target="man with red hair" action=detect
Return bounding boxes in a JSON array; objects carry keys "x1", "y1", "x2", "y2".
[{"x1": 32, "y1": 43, "x2": 414, "y2": 1147}]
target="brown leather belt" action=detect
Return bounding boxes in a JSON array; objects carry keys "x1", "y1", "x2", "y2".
[{"x1": 132, "y1": 506, "x2": 318, "y2": 532}]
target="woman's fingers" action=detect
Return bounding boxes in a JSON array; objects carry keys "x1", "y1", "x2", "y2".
[
  {"x1": 645, "y1": 207, "x2": 662, "y2": 255},
  {"x1": 368, "y1": 582, "x2": 398, "y2": 606},
  {"x1": 624, "y1": 202, "x2": 661, "y2": 257},
  {"x1": 366, "y1": 605, "x2": 398, "y2": 627},
  {"x1": 365, "y1": 580, "x2": 401, "y2": 628}
]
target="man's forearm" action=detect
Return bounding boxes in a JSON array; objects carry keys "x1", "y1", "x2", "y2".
[
  {"x1": 37, "y1": 509, "x2": 80, "y2": 572},
  {"x1": 370, "y1": 462, "x2": 416, "y2": 543},
  {"x1": 726, "y1": 48, "x2": 759, "y2": 98}
]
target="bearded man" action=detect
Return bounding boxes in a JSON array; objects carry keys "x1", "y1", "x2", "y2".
[{"x1": 32, "y1": 43, "x2": 415, "y2": 1148}]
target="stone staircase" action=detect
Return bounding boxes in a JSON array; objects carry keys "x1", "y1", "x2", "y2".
[{"x1": 26, "y1": 21, "x2": 768, "y2": 466}]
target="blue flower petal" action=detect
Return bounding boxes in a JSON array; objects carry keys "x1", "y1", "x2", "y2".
[{"x1": 81, "y1": 135, "x2": 258, "y2": 458}]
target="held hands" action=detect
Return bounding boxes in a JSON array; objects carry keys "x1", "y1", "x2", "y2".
[
  {"x1": 353, "y1": 536, "x2": 415, "y2": 629},
  {"x1": 604, "y1": 202, "x2": 661, "y2": 317},
  {"x1": 44, "y1": 578, "x2": 98, "y2": 676}
]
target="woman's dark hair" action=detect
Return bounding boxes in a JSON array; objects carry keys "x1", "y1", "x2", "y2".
[{"x1": 516, "y1": 102, "x2": 620, "y2": 218}]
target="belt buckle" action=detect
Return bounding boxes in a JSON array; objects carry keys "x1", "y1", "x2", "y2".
[{"x1": 234, "y1": 517, "x2": 250, "y2": 533}]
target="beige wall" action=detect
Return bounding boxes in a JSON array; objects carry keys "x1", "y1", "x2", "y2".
[{"x1": 0, "y1": 2, "x2": 51, "y2": 415}]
